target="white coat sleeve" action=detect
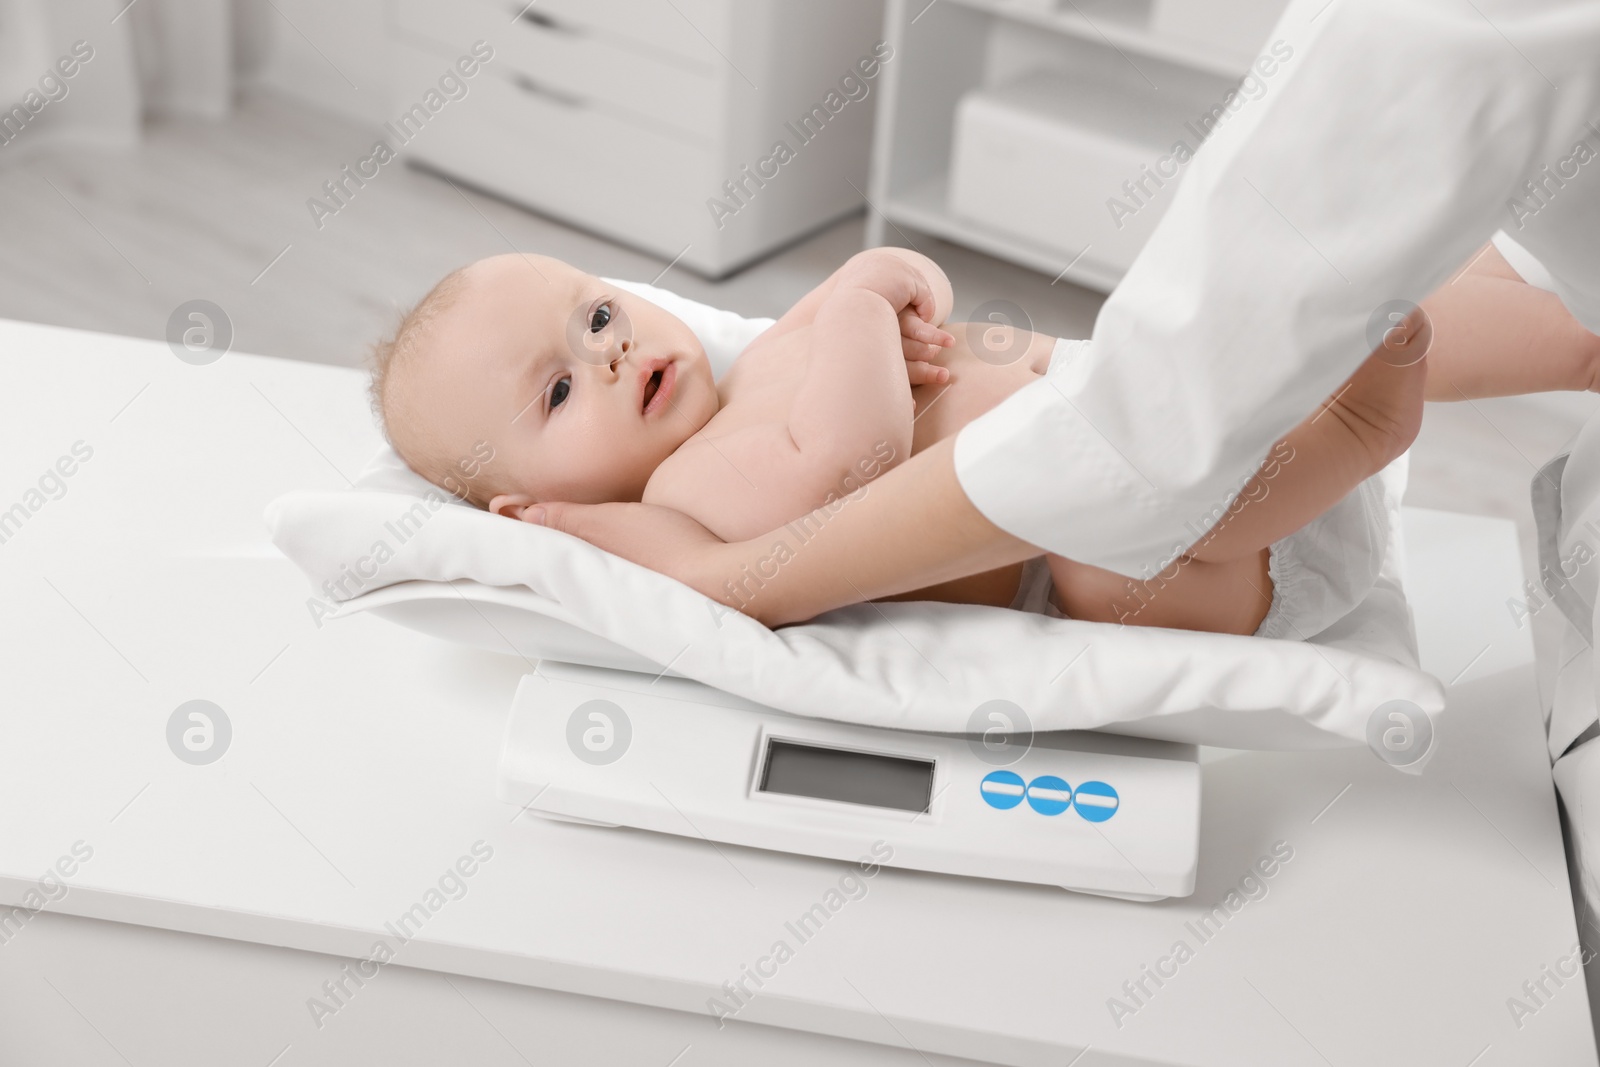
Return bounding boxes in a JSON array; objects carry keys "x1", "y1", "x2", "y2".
[{"x1": 952, "y1": 0, "x2": 1600, "y2": 578}]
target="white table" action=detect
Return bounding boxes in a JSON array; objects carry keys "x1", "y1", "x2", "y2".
[{"x1": 1, "y1": 319, "x2": 1593, "y2": 1066}]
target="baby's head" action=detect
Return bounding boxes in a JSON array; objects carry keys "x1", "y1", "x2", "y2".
[{"x1": 369, "y1": 254, "x2": 718, "y2": 515}]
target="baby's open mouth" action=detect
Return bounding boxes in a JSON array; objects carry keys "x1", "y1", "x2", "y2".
[{"x1": 640, "y1": 360, "x2": 675, "y2": 415}]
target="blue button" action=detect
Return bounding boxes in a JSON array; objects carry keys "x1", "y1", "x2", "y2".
[
  {"x1": 1073, "y1": 780, "x2": 1119, "y2": 822},
  {"x1": 979, "y1": 770, "x2": 1026, "y2": 809},
  {"x1": 1025, "y1": 775, "x2": 1072, "y2": 816}
]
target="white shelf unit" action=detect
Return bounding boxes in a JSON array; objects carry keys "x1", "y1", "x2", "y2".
[{"x1": 867, "y1": 0, "x2": 1281, "y2": 292}]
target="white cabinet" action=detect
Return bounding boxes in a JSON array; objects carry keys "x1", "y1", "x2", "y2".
[
  {"x1": 868, "y1": 0, "x2": 1289, "y2": 292},
  {"x1": 385, "y1": 0, "x2": 887, "y2": 278}
]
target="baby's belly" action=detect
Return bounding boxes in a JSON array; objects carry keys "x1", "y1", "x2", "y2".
[
  {"x1": 889, "y1": 323, "x2": 1056, "y2": 609},
  {"x1": 910, "y1": 323, "x2": 1056, "y2": 454}
]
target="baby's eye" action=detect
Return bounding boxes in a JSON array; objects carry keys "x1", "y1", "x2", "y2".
[
  {"x1": 550, "y1": 376, "x2": 571, "y2": 409},
  {"x1": 588, "y1": 303, "x2": 613, "y2": 333}
]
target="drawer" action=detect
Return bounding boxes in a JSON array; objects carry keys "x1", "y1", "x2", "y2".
[
  {"x1": 494, "y1": 0, "x2": 730, "y2": 67},
  {"x1": 389, "y1": 40, "x2": 723, "y2": 267},
  {"x1": 394, "y1": 0, "x2": 721, "y2": 142}
]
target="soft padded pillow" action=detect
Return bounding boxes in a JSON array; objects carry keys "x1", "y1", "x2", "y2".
[{"x1": 266, "y1": 279, "x2": 1444, "y2": 750}]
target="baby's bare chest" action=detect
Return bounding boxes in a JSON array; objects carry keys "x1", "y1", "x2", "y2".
[
  {"x1": 714, "y1": 334, "x2": 807, "y2": 428},
  {"x1": 647, "y1": 322, "x2": 1049, "y2": 494},
  {"x1": 639, "y1": 332, "x2": 811, "y2": 509}
]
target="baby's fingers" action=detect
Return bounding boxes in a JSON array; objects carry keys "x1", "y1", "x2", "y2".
[
  {"x1": 904, "y1": 359, "x2": 950, "y2": 386},
  {"x1": 900, "y1": 334, "x2": 941, "y2": 365},
  {"x1": 911, "y1": 278, "x2": 941, "y2": 327},
  {"x1": 898, "y1": 310, "x2": 954, "y2": 347}
]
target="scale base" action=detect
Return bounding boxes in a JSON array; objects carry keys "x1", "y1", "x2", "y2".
[{"x1": 497, "y1": 663, "x2": 1202, "y2": 900}]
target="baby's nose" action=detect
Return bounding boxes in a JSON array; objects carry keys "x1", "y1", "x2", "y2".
[{"x1": 608, "y1": 338, "x2": 633, "y2": 371}]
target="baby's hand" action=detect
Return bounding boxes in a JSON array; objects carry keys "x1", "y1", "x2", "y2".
[
  {"x1": 841, "y1": 252, "x2": 949, "y2": 325},
  {"x1": 902, "y1": 312, "x2": 950, "y2": 384},
  {"x1": 839, "y1": 251, "x2": 954, "y2": 383},
  {"x1": 900, "y1": 309, "x2": 954, "y2": 380},
  {"x1": 904, "y1": 348, "x2": 949, "y2": 385}
]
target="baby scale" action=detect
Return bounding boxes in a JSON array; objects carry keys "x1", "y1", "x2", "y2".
[{"x1": 497, "y1": 660, "x2": 1201, "y2": 901}]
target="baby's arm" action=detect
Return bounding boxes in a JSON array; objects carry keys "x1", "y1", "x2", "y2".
[
  {"x1": 765, "y1": 247, "x2": 956, "y2": 377},
  {"x1": 768, "y1": 247, "x2": 954, "y2": 335},
  {"x1": 649, "y1": 258, "x2": 946, "y2": 543},
  {"x1": 786, "y1": 261, "x2": 932, "y2": 473}
]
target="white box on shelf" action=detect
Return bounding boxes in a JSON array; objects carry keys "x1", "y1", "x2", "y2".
[{"x1": 947, "y1": 65, "x2": 1223, "y2": 277}]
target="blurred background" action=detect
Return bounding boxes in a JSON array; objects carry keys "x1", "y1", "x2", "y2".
[{"x1": 1, "y1": 0, "x2": 1593, "y2": 604}]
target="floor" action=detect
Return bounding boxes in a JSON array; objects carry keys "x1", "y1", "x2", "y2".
[
  {"x1": 2, "y1": 89, "x2": 1593, "y2": 676},
  {"x1": 0, "y1": 92, "x2": 1103, "y2": 368}
]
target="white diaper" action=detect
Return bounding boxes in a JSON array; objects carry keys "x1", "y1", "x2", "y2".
[
  {"x1": 1047, "y1": 336, "x2": 1090, "y2": 375},
  {"x1": 1011, "y1": 337, "x2": 1394, "y2": 642},
  {"x1": 1007, "y1": 556, "x2": 1064, "y2": 617},
  {"x1": 1253, "y1": 469, "x2": 1392, "y2": 641}
]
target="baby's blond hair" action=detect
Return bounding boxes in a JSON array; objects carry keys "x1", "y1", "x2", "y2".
[{"x1": 367, "y1": 265, "x2": 502, "y2": 509}]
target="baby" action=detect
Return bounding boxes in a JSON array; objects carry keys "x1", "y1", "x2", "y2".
[{"x1": 369, "y1": 242, "x2": 1598, "y2": 635}]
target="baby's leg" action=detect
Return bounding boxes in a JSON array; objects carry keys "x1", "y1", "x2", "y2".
[
  {"x1": 1047, "y1": 550, "x2": 1273, "y2": 635},
  {"x1": 1046, "y1": 350, "x2": 1422, "y2": 636},
  {"x1": 1421, "y1": 242, "x2": 1600, "y2": 400},
  {"x1": 1044, "y1": 242, "x2": 1598, "y2": 637}
]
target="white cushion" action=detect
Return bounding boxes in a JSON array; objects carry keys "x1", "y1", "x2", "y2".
[{"x1": 264, "y1": 280, "x2": 1444, "y2": 750}]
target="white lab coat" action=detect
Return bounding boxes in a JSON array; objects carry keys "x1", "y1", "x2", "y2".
[{"x1": 953, "y1": 0, "x2": 1600, "y2": 578}]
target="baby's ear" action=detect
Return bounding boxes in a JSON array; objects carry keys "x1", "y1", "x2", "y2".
[{"x1": 488, "y1": 492, "x2": 537, "y2": 520}]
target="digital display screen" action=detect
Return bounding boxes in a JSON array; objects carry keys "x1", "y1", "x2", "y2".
[{"x1": 758, "y1": 739, "x2": 934, "y2": 813}]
